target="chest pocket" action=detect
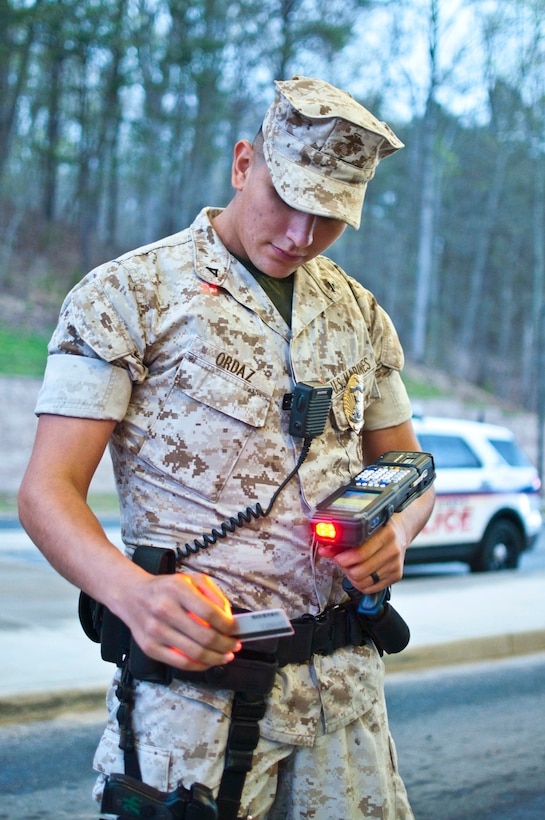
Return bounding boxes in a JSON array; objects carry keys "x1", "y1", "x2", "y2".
[{"x1": 138, "y1": 343, "x2": 273, "y2": 502}]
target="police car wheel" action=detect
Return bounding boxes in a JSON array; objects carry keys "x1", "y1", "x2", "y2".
[{"x1": 471, "y1": 519, "x2": 522, "y2": 573}]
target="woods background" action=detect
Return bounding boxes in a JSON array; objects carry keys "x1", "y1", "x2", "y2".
[{"x1": 2, "y1": 0, "x2": 545, "y2": 414}]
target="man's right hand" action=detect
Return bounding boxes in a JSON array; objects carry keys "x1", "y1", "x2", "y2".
[{"x1": 123, "y1": 570, "x2": 242, "y2": 671}]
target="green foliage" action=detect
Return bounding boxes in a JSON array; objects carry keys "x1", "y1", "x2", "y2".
[
  {"x1": 0, "y1": 325, "x2": 50, "y2": 377},
  {"x1": 401, "y1": 372, "x2": 447, "y2": 400}
]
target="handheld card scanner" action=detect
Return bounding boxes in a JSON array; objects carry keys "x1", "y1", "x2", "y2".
[{"x1": 311, "y1": 451, "x2": 435, "y2": 551}]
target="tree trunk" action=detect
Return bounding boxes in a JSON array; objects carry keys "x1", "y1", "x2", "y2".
[
  {"x1": 458, "y1": 150, "x2": 507, "y2": 373},
  {"x1": 0, "y1": 1, "x2": 41, "y2": 185},
  {"x1": 411, "y1": 97, "x2": 437, "y2": 363}
]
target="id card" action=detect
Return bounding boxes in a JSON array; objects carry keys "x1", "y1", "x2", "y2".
[{"x1": 233, "y1": 608, "x2": 294, "y2": 642}]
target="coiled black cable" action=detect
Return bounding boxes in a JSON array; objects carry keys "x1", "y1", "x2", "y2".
[{"x1": 175, "y1": 438, "x2": 312, "y2": 561}]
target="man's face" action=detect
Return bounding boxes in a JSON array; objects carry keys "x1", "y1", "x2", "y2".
[{"x1": 223, "y1": 141, "x2": 347, "y2": 279}]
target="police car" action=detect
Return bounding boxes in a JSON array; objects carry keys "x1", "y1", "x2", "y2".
[{"x1": 407, "y1": 416, "x2": 543, "y2": 571}]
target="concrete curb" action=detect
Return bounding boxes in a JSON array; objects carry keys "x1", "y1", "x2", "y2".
[
  {"x1": 384, "y1": 629, "x2": 545, "y2": 673},
  {"x1": 3, "y1": 630, "x2": 545, "y2": 726},
  {"x1": 0, "y1": 688, "x2": 106, "y2": 725}
]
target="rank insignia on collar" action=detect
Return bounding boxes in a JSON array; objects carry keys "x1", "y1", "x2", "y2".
[{"x1": 343, "y1": 373, "x2": 365, "y2": 433}]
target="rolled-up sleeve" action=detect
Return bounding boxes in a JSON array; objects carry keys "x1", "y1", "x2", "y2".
[
  {"x1": 35, "y1": 354, "x2": 132, "y2": 421},
  {"x1": 34, "y1": 257, "x2": 152, "y2": 420},
  {"x1": 362, "y1": 369, "x2": 412, "y2": 430}
]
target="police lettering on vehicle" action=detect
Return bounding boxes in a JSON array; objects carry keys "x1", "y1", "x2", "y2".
[{"x1": 216, "y1": 352, "x2": 256, "y2": 382}]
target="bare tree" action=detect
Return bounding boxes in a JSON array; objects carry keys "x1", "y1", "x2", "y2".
[{"x1": 0, "y1": 0, "x2": 43, "y2": 185}]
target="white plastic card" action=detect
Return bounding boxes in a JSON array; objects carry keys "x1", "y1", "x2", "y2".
[{"x1": 233, "y1": 608, "x2": 294, "y2": 642}]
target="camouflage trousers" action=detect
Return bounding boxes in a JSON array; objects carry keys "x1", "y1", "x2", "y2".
[{"x1": 93, "y1": 673, "x2": 413, "y2": 819}]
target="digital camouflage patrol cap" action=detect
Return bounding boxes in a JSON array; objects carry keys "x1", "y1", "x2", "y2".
[{"x1": 261, "y1": 75, "x2": 404, "y2": 229}]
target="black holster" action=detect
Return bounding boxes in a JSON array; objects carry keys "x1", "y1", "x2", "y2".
[{"x1": 79, "y1": 544, "x2": 410, "y2": 680}]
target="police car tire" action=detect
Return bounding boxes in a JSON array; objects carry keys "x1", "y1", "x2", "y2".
[{"x1": 471, "y1": 518, "x2": 522, "y2": 573}]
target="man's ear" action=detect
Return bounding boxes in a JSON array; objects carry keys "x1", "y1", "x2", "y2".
[{"x1": 231, "y1": 140, "x2": 254, "y2": 190}]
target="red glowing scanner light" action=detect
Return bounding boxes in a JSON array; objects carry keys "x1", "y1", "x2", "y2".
[{"x1": 313, "y1": 520, "x2": 339, "y2": 542}]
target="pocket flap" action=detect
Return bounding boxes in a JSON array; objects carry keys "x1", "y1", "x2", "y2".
[{"x1": 176, "y1": 342, "x2": 272, "y2": 428}]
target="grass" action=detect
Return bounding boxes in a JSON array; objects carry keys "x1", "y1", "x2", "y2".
[
  {"x1": 87, "y1": 492, "x2": 121, "y2": 517},
  {"x1": 0, "y1": 493, "x2": 18, "y2": 515},
  {"x1": 0, "y1": 325, "x2": 50, "y2": 377},
  {"x1": 401, "y1": 372, "x2": 447, "y2": 400}
]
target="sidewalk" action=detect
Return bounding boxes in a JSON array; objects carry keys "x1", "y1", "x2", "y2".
[{"x1": 2, "y1": 522, "x2": 545, "y2": 723}]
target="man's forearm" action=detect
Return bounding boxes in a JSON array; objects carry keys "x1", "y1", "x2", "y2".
[
  {"x1": 18, "y1": 473, "x2": 142, "y2": 611},
  {"x1": 393, "y1": 486, "x2": 436, "y2": 558}
]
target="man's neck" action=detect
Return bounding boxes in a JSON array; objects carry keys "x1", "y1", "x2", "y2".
[{"x1": 233, "y1": 253, "x2": 294, "y2": 327}]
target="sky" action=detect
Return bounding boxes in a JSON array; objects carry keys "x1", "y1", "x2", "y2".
[{"x1": 334, "y1": 0, "x2": 537, "y2": 126}]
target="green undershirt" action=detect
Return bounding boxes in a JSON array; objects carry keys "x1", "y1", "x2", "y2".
[{"x1": 234, "y1": 254, "x2": 294, "y2": 328}]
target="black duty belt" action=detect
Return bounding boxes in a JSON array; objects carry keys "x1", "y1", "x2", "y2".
[
  {"x1": 278, "y1": 601, "x2": 367, "y2": 664},
  {"x1": 80, "y1": 545, "x2": 399, "y2": 692},
  {"x1": 152, "y1": 598, "x2": 370, "y2": 694}
]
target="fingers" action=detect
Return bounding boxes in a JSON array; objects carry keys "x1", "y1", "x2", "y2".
[
  {"x1": 158, "y1": 608, "x2": 240, "y2": 670},
  {"x1": 130, "y1": 572, "x2": 241, "y2": 672},
  {"x1": 318, "y1": 523, "x2": 404, "y2": 592},
  {"x1": 182, "y1": 572, "x2": 233, "y2": 617},
  {"x1": 343, "y1": 556, "x2": 400, "y2": 592}
]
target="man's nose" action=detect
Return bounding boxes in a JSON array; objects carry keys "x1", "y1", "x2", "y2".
[{"x1": 286, "y1": 211, "x2": 316, "y2": 248}]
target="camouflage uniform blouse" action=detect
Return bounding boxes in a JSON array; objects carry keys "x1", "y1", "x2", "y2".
[{"x1": 36, "y1": 207, "x2": 412, "y2": 746}]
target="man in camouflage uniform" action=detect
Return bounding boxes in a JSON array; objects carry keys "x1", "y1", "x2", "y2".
[{"x1": 19, "y1": 77, "x2": 435, "y2": 818}]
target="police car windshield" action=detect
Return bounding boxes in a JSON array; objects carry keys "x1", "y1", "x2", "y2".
[
  {"x1": 417, "y1": 434, "x2": 481, "y2": 469},
  {"x1": 488, "y1": 437, "x2": 532, "y2": 467}
]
